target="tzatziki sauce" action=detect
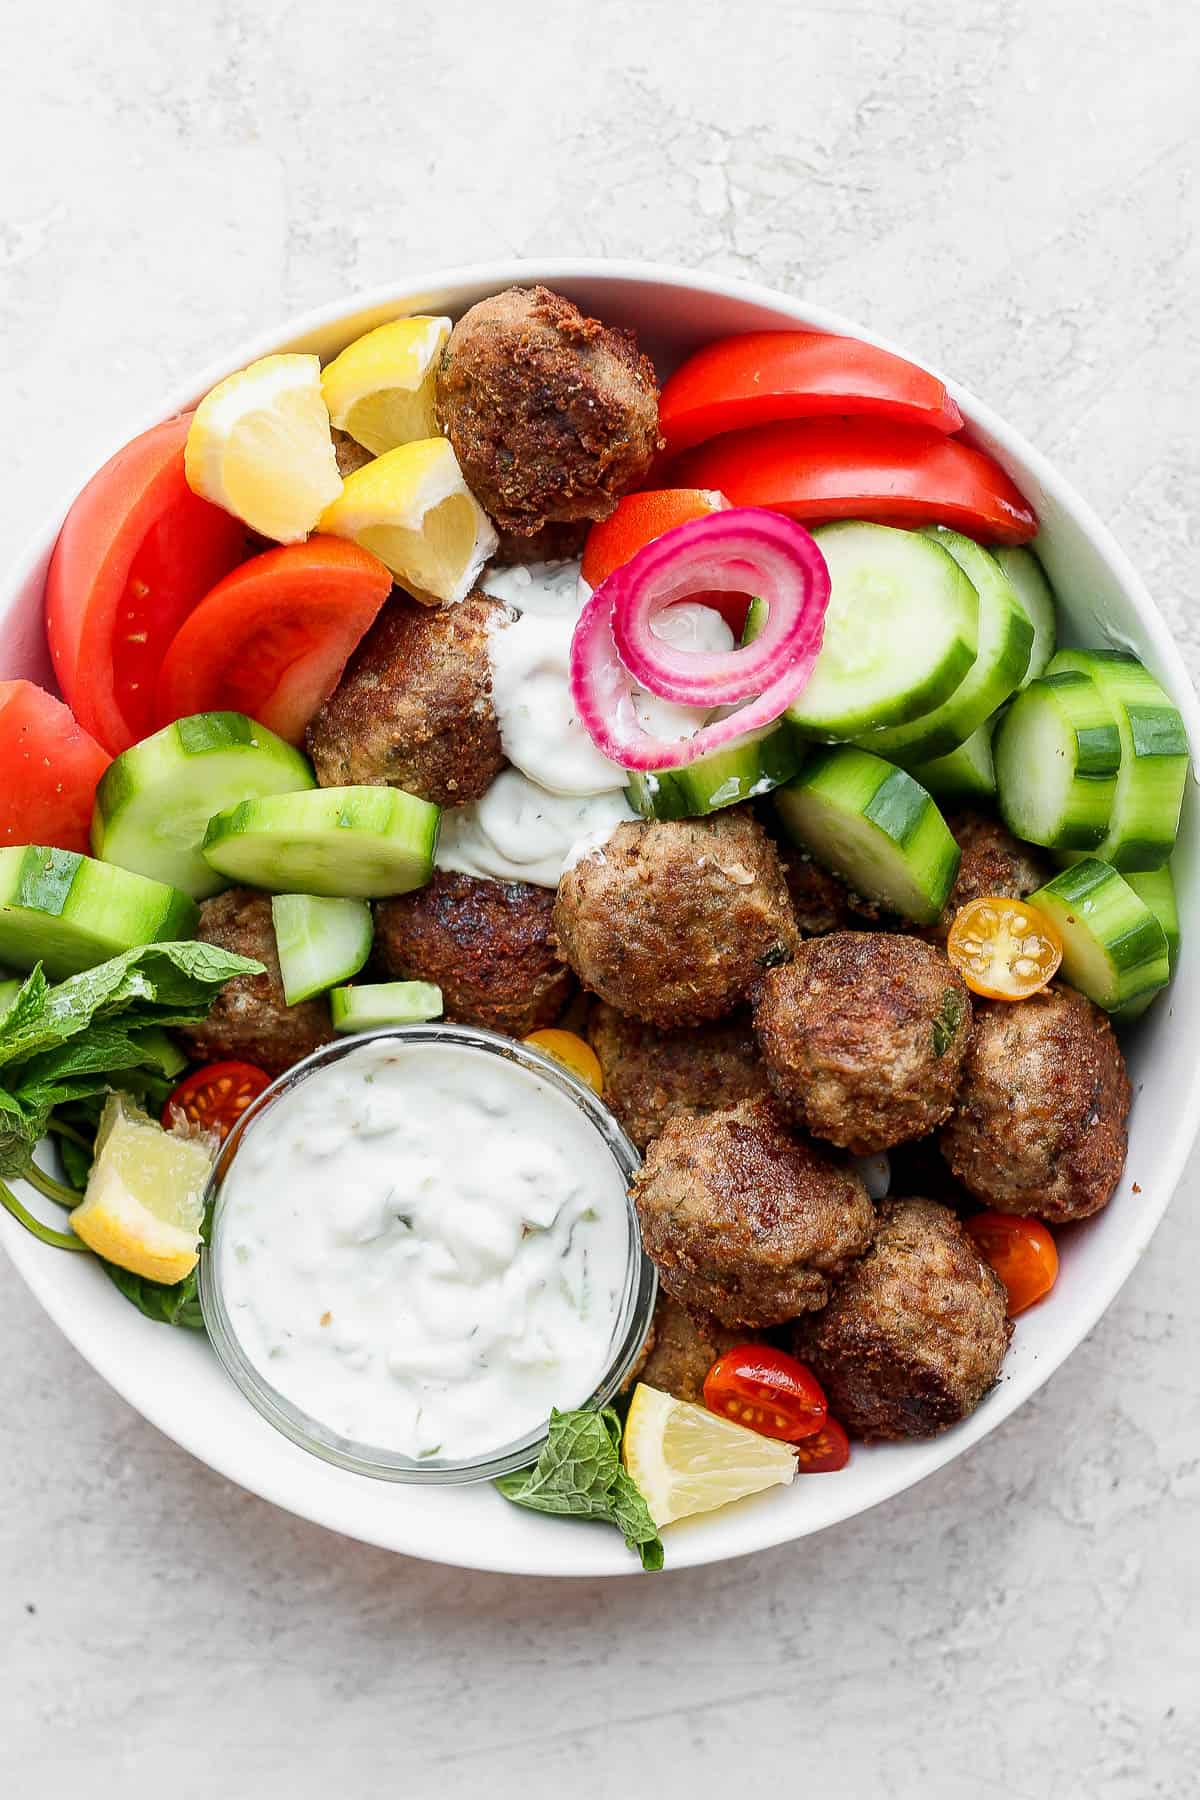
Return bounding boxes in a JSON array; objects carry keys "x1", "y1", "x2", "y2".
[
  {"x1": 436, "y1": 768, "x2": 635, "y2": 888},
  {"x1": 214, "y1": 1038, "x2": 634, "y2": 1462}
]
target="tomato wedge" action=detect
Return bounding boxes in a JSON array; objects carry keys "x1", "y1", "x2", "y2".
[
  {"x1": 155, "y1": 536, "x2": 394, "y2": 744},
  {"x1": 164, "y1": 1060, "x2": 272, "y2": 1142},
  {"x1": 946, "y1": 894, "x2": 1063, "y2": 1000},
  {"x1": 0, "y1": 681, "x2": 110, "y2": 855},
  {"x1": 658, "y1": 331, "x2": 963, "y2": 459},
  {"x1": 966, "y1": 1212, "x2": 1059, "y2": 1317},
  {"x1": 581, "y1": 489, "x2": 728, "y2": 587},
  {"x1": 703, "y1": 1344, "x2": 828, "y2": 1442},
  {"x1": 45, "y1": 417, "x2": 248, "y2": 752},
  {"x1": 669, "y1": 419, "x2": 1037, "y2": 545},
  {"x1": 794, "y1": 1416, "x2": 851, "y2": 1473}
]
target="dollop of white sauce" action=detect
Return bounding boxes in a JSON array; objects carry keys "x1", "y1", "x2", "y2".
[
  {"x1": 216, "y1": 1038, "x2": 632, "y2": 1462},
  {"x1": 437, "y1": 768, "x2": 635, "y2": 888}
]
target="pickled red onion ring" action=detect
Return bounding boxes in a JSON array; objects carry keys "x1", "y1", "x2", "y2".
[{"x1": 608, "y1": 508, "x2": 830, "y2": 705}]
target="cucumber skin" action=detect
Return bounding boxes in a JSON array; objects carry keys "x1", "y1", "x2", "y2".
[
  {"x1": 994, "y1": 547, "x2": 1057, "y2": 687},
  {"x1": 625, "y1": 721, "x2": 805, "y2": 820},
  {"x1": 994, "y1": 671, "x2": 1121, "y2": 850},
  {"x1": 0, "y1": 846, "x2": 198, "y2": 978},
  {"x1": 909, "y1": 725, "x2": 996, "y2": 803},
  {"x1": 331, "y1": 981, "x2": 444, "y2": 1031},
  {"x1": 1031, "y1": 859, "x2": 1170, "y2": 1010}
]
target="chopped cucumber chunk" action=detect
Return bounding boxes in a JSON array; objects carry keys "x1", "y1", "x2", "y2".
[
  {"x1": 774, "y1": 747, "x2": 960, "y2": 925},
  {"x1": 201, "y1": 786, "x2": 440, "y2": 899},
  {"x1": 92, "y1": 712, "x2": 316, "y2": 899},
  {"x1": 625, "y1": 721, "x2": 805, "y2": 820},
  {"x1": 909, "y1": 723, "x2": 996, "y2": 803},
  {"x1": 271, "y1": 894, "x2": 373, "y2": 1004},
  {"x1": 330, "y1": 981, "x2": 444, "y2": 1032},
  {"x1": 1048, "y1": 650, "x2": 1189, "y2": 870},
  {"x1": 0, "y1": 846, "x2": 198, "y2": 979},
  {"x1": 994, "y1": 546, "x2": 1057, "y2": 686},
  {"x1": 994, "y1": 669, "x2": 1121, "y2": 850},
  {"x1": 785, "y1": 522, "x2": 979, "y2": 739},
  {"x1": 860, "y1": 527, "x2": 1032, "y2": 762},
  {"x1": 1029, "y1": 858, "x2": 1170, "y2": 1011}
]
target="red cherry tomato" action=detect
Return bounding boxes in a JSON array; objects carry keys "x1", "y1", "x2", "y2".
[
  {"x1": 0, "y1": 681, "x2": 110, "y2": 854},
  {"x1": 794, "y1": 1416, "x2": 851, "y2": 1473},
  {"x1": 154, "y1": 536, "x2": 394, "y2": 744},
  {"x1": 703, "y1": 1344, "x2": 828, "y2": 1442},
  {"x1": 966, "y1": 1211, "x2": 1059, "y2": 1317},
  {"x1": 658, "y1": 330, "x2": 963, "y2": 459},
  {"x1": 45, "y1": 417, "x2": 247, "y2": 751},
  {"x1": 669, "y1": 418, "x2": 1037, "y2": 546},
  {"x1": 164, "y1": 1061, "x2": 272, "y2": 1142}
]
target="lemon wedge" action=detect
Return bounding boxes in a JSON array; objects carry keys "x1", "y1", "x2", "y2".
[
  {"x1": 69, "y1": 1093, "x2": 213, "y2": 1284},
  {"x1": 622, "y1": 1383, "x2": 796, "y2": 1527},
  {"x1": 319, "y1": 437, "x2": 498, "y2": 605},
  {"x1": 321, "y1": 316, "x2": 451, "y2": 456},
  {"x1": 185, "y1": 352, "x2": 343, "y2": 543}
]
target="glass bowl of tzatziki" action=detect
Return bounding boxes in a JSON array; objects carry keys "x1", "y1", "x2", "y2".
[{"x1": 198, "y1": 1024, "x2": 656, "y2": 1482}]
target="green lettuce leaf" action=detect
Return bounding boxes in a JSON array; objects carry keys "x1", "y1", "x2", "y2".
[{"x1": 495, "y1": 1406, "x2": 664, "y2": 1570}]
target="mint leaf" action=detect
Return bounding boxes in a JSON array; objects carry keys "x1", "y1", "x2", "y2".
[{"x1": 496, "y1": 1406, "x2": 664, "y2": 1571}]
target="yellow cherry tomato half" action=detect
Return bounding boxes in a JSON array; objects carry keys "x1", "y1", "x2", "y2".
[
  {"x1": 523, "y1": 1028, "x2": 604, "y2": 1095},
  {"x1": 946, "y1": 894, "x2": 1063, "y2": 1000}
]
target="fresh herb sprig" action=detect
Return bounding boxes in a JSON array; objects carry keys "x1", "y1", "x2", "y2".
[{"x1": 496, "y1": 1406, "x2": 664, "y2": 1571}]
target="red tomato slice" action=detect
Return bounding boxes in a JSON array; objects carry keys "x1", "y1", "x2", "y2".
[
  {"x1": 0, "y1": 681, "x2": 111, "y2": 855},
  {"x1": 794, "y1": 1416, "x2": 851, "y2": 1473},
  {"x1": 703, "y1": 1344, "x2": 828, "y2": 1442},
  {"x1": 966, "y1": 1211, "x2": 1059, "y2": 1317},
  {"x1": 155, "y1": 536, "x2": 394, "y2": 745},
  {"x1": 45, "y1": 417, "x2": 248, "y2": 752},
  {"x1": 669, "y1": 419, "x2": 1037, "y2": 545},
  {"x1": 581, "y1": 489, "x2": 729, "y2": 587},
  {"x1": 658, "y1": 331, "x2": 963, "y2": 459},
  {"x1": 164, "y1": 1060, "x2": 272, "y2": 1142}
]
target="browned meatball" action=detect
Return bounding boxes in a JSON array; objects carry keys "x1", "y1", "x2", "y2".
[
  {"x1": 588, "y1": 1002, "x2": 770, "y2": 1151},
  {"x1": 306, "y1": 590, "x2": 507, "y2": 808},
  {"x1": 554, "y1": 811, "x2": 798, "y2": 1028},
  {"x1": 941, "y1": 984, "x2": 1130, "y2": 1223},
  {"x1": 331, "y1": 428, "x2": 374, "y2": 478},
  {"x1": 754, "y1": 933, "x2": 971, "y2": 1154},
  {"x1": 791, "y1": 1197, "x2": 1011, "y2": 1440},
  {"x1": 375, "y1": 870, "x2": 574, "y2": 1038},
  {"x1": 631, "y1": 1099, "x2": 877, "y2": 1328},
  {"x1": 632, "y1": 1297, "x2": 762, "y2": 1404},
  {"x1": 176, "y1": 889, "x2": 334, "y2": 1077},
  {"x1": 778, "y1": 843, "x2": 888, "y2": 935},
  {"x1": 922, "y1": 811, "x2": 1050, "y2": 945},
  {"x1": 436, "y1": 285, "x2": 660, "y2": 535},
  {"x1": 491, "y1": 519, "x2": 589, "y2": 565}
]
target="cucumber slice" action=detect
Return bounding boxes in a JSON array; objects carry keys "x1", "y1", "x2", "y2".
[
  {"x1": 1048, "y1": 650, "x2": 1189, "y2": 870},
  {"x1": 92, "y1": 712, "x2": 316, "y2": 900},
  {"x1": 201, "y1": 787, "x2": 440, "y2": 899},
  {"x1": 774, "y1": 747, "x2": 960, "y2": 925},
  {"x1": 0, "y1": 846, "x2": 199, "y2": 978},
  {"x1": 330, "y1": 981, "x2": 443, "y2": 1032},
  {"x1": 625, "y1": 721, "x2": 806, "y2": 820},
  {"x1": 858, "y1": 528, "x2": 1033, "y2": 762},
  {"x1": 993, "y1": 670, "x2": 1121, "y2": 849},
  {"x1": 271, "y1": 894, "x2": 373, "y2": 1004},
  {"x1": 994, "y1": 546, "x2": 1057, "y2": 686},
  {"x1": 1029, "y1": 858, "x2": 1170, "y2": 1011},
  {"x1": 909, "y1": 723, "x2": 996, "y2": 803},
  {"x1": 1124, "y1": 865, "x2": 1179, "y2": 968},
  {"x1": 785, "y1": 523, "x2": 979, "y2": 738}
]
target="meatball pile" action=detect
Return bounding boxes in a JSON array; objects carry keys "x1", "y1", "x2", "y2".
[{"x1": 587, "y1": 1003, "x2": 770, "y2": 1152}]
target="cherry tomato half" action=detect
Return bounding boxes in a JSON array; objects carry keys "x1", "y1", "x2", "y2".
[
  {"x1": 966, "y1": 1212, "x2": 1059, "y2": 1317},
  {"x1": 523, "y1": 1029, "x2": 604, "y2": 1095},
  {"x1": 946, "y1": 895, "x2": 1063, "y2": 1000},
  {"x1": 703, "y1": 1344, "x2": 828, "y2": 1442},
  {"x1": 657, "y1": 330, "x2": 963, "y2": 459},
  {"x1": 45, "y1": 416, "x2": 247, "y2": 751},
  {"x1": 164, "y1": 1061, "x2": 272, "y2": 1142},
  {"x1": 794, "y1": 1416, "x2": 851, "y2": 1473},
  {"x1": 0, "y1": 681, "x2": 110, "y2": 855}
]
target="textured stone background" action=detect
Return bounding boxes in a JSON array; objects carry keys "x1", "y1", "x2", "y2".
[{"x1": 1, "y1": 1, "x2": 1198, "y2": 1793}]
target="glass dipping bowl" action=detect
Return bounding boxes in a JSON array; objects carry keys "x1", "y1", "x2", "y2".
[{"x1": 199, "y1": 1023, "x2": 656, "y2": 1485}]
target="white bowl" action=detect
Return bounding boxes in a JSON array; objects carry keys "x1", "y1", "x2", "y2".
[{"x1": 2, "y1": 260, "x2": 1197, "y2": 1577}]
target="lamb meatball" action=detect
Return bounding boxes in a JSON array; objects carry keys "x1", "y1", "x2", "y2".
[
  {"x1": 554, "y1": 811, "x2": 798, "y2": 1028},
  {"x1": 791, "y1": 1197, "x2": 1011, "y2": 1441},
  {"x1": 778, "y1": 844, "x2": 889, "y2": 936},
  {"x1": 923, "y1": 811, "x2": 1050, "y2": 945},
  {"x1": 941, "y1": 985, "x2": 1130, "y2": 1223},
  {"x1": 631, "y1": 1099, "x2": 877, "y2": 1328},
  {"x1": 492, "y1": 519, "x2": 589, "y2": 565},
  {"x1": 754, "y1": 933, "x2": 971, "y2": 1154},
  {"x1": 176, "y1": 888, "x2": 335, "y2": 1077},
  {"x1": 306, "y1": 590, "x2": 506, "y2": 807},
  {"x1": 331, "y1": 428, "x2": 374, "y2": 478},
  {"x1": 374, "y1": 870, "x2": 573, "y2": 1038},
  {"x1": 588, "y1": 1003, "x2": 770, "y2": 1151},
  {"x1": 633, "y1": 1297, "x2": 763, "y2": 1404},
  {"x1": 436, "y1": 285, "x2": 660, "y2": 534}
]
